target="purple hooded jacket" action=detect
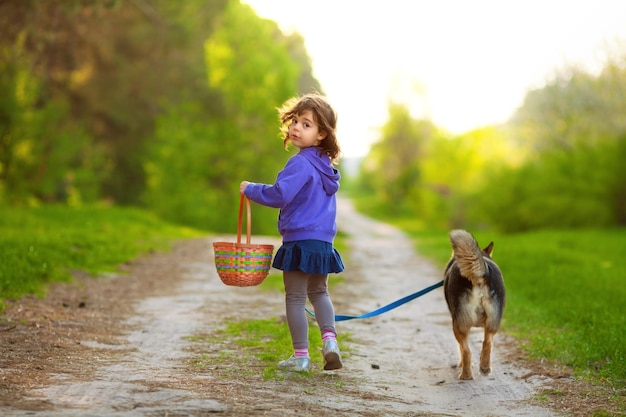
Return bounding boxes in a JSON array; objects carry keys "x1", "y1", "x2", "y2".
[{"x1": 244, "y1": 147, "x2": 341, "y2": 243}]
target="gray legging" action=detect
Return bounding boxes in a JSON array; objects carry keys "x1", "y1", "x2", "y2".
[{"x1": 283, "y1": 270, "x2": 336, "y2": 349}]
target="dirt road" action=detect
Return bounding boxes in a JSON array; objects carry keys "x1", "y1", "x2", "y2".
[{"x1": 1, "y1": 198, "x2": 564, "y2": 416}]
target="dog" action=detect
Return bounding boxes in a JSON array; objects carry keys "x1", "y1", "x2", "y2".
[{"x1": 443, "y1": 229, "x2": 506, "y2": 380}]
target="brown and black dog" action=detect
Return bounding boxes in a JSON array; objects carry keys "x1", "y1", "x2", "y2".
[{"x1": 443, "y1": 229, "x2": 506, "y2": 380}]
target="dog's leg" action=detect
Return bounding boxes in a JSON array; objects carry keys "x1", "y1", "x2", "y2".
[
  {"x1": 480, "y1": 329, "x2": 495, "y2": 375},
  {"x1": 453, "y1": 324, "x2": 473, "y2": 380}
]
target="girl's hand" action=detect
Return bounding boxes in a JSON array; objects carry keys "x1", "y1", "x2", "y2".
[{"x1": 240, "y1": 181, "x2": 250, "y2": 195}]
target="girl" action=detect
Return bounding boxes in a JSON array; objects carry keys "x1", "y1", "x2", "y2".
[{"x1": 240, "y1": 93, "x2": 344, "y2": 372}]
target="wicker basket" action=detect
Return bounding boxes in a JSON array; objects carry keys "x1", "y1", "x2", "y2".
[{"x1": 212, "y1": 196, "x2": 274, "y2": 287}]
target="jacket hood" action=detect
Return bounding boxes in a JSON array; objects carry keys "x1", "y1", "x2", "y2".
[{"x1": 299, "y1": 147, "x2": 340, "y2": 195}]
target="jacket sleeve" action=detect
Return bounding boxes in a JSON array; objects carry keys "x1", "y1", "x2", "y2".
[{"x1": 244, "y1": 155, "x2": 310, "y2": 209}]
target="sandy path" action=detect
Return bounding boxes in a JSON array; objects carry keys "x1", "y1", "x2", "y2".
[{"x1": 0, "y1": 198, "x2": 560, "y2": 416}]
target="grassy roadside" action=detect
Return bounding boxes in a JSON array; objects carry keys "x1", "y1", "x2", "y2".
[
  {"x1": 351, "y1": 198, "x2": 626, "y2": 390},
  {"x1": 416, "y1": 228, "x2": 625, "y2": 380},
  {"x1": 188, "y1": 231, "x2": 350, "y2": 377},
  {"x1": 0, "y1": 204, "x2": 348, "y2": 370},
  {"x1": 0, "y1": 205, "x2": 204, "y2": 311},
  {"x1": 187, "y1": 318, "x2": 326, "y2": 380}
]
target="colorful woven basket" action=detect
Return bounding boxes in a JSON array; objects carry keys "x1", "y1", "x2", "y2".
[{"x1": 212, "y1": 196, "x2": 274, "y2": 287}]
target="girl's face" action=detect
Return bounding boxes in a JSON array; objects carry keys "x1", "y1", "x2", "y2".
[{"x1": 288, "y1": 110, "x2": 326, "y2": 150}]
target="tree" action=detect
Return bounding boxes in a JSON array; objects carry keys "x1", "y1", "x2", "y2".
[
  {"x1": 0, "y1": 0, "x2": 228, "y2": 205},
  {"x1": 511, "y1": 54, "x2": 626, "y2": 152},
  {"x1": 474, "y1": 50, "x2": 626, "y2": 231},
  {"x1": 142, "y1": 0, "x2": 316, "y2": 233},
  {"x1": 359, "y1": 103, "x2": 435, "y2": 215}
]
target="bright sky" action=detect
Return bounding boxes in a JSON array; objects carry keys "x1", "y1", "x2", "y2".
[{"x1": 243, "y1": 0, "x2": 626, "y2": 157}]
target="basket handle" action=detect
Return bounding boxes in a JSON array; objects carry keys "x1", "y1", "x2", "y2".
[{"x1": 237, "y1": 195, "x2": 252, "y2": 244}]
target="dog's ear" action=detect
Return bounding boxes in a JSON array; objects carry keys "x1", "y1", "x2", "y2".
[{"x1": 483, "y1": 241, "x2": 494, "y2": 257}]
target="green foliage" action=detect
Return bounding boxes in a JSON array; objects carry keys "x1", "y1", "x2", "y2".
[
  {"x1": 357, "y1": 102, "x2": 522, "y2": 230},
  {"x1": 400, "y1": 226, "x2": 626, "y2": 384},
  {"x1": 471, "y1": 137, "x2": 626, "y2": 232},
  {"x1": 0, "y1": 0, "x2": 229, "y2": 205},
  {"x1": 354, "y1": 51, "x2": 626, "y2": 233},
  {"x1": 141, "y1": 0, "x2": 315, "y2": 234},
  {"x1": 206, "y1": 0, "x2": 300, "y2": 115},
  {"x1": 359, "y1": 104, "x2": 436, "y2": 217},
  {"x1": 421, "y1": 126, "x2": 518, "y2": 228},
  {"x1": 511, "y1": 60, "x2": 626, "y2": 152},
  {"x1": 1, "y1": 0, "x2": 320, "y2": 236},
  {"x1": 0, "y1": 45, "x2": 104, "y2": 206},
  {"x1": 0, "y1": 205, "x2": 202, "y2": 309},
  {"x1": 460, "y1": 55, "x2": 626, "y2": 232}
]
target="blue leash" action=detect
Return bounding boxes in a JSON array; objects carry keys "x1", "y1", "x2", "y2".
[{"x1": 306, "y1": 280, "x2": 444, "y2": 322}]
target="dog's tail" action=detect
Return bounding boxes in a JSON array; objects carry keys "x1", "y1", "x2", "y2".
[{"x1": 449, "y1": 229, "x2": 486, "y2": 279}]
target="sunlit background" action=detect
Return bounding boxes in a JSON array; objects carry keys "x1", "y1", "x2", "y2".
[{"x1": 244, "y1": 0, "x2": 626, "y2": 157}]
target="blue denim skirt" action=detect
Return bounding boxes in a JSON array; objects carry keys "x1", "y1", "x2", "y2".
[{"x1": 272, "y1": 239, "x2": 344, "y2": 274}]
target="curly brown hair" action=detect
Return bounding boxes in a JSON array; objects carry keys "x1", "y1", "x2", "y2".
[{"x1": 278, "y1": 93, "x2": 341, "y2": 164}]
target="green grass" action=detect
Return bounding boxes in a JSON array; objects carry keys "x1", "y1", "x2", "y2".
[
  {"x1": 258, "y1": 272, "x2": 285, "y2": 292},
  {"x1": 355, "y1": 202, "x2": 626, "y2": 384},
  {"x1": 486, "y1": 229, "x2": 625, "y2": 380},
  {"x1": 0, "y1": 204, "x2": 203, "y2": 310},
  {"x1": 188, "y1": 317, "x2": 351, "y2": 380},
  {"x1": 353, "y1": 197, "x2": 626, "y2": 382},
  {"x1": 224, "y1": 318, "x2": 321, "y2": 379}
]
